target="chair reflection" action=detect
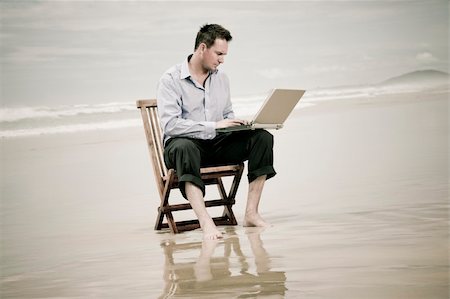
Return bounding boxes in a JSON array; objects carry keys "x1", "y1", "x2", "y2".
[{"x1": 159, "y1": 227, "x2": 286, "y2": 298}]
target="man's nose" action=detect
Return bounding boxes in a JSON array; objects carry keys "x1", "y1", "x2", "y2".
[{"x1": 218, "y1": 56, "x2": 224, "y2": 63}]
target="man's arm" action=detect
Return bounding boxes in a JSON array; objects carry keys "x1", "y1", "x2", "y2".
[
  {"x1": 216, "y1": 74, "x2": 248, "y2": 128},
  {"x1": 157, "y1": 75, "x2": 217, "y2": 140}
]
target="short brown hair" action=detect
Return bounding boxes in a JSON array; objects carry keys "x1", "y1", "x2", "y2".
[{"x1": 194, "y1": 24, "x2": 232, "y2": 50}]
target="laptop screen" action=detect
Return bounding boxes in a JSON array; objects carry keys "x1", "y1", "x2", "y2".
[{"x1": 252, "y1": 89, "x2": 305, "y2": 124}]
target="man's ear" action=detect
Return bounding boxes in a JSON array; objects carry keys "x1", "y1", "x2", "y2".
[{"x1": 199, "y1": 43, "x2": 207, "y2": 52}]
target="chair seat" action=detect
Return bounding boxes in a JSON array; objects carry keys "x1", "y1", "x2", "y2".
[{"x1": 162, "y1": 164, "x2": 244, "y2": 182}]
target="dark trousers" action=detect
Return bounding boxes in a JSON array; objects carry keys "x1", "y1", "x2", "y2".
[{"x1": 163, "y1": 130, "x2": 276, "y2": 199}]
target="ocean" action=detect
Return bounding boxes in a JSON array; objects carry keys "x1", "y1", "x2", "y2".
[{"x1": 1, "y1": 81, "x2": 447, "y2": 139}]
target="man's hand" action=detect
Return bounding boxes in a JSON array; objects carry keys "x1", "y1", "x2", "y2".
[{"x1": 216, "y1": 119, "x2": 248, "y2": 129}]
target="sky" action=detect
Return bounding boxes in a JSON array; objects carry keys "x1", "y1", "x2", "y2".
[{"x1": 0, "y1": 0, "x2": 448, "y2": 107}]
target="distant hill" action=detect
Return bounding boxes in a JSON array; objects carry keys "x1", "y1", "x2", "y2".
[{"x1": 380, "y1": 69, "x2": 449, "y2": 86}]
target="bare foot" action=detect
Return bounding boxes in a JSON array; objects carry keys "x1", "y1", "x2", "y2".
[
  {"x1": 243, "y1": 212, "x2": 272, "y2": 227},
  {"x1": 201, "y1": 219, "x2": 223, "y2": 240}
]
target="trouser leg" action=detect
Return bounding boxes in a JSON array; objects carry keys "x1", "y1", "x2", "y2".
[
  {"x1": 163, "y1": 130, "x2": 276, "y2": 199},
  {"x1": 163, "y1": 138, "x2": 207, "y2": 199},
  {"x1": 212, "y1": 130, "x2": 276, "y2": 183}
]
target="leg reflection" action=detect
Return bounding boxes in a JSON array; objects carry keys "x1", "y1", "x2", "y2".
[
  {"x1": 159, "y1": 227, "x2": 286, "y2": 298},
  {"x1": 194, "y1": 239, "x2": 219, "y2": 282},
  {"x1": 246, "y1": 227, "x2": 271, "y2": 273}
]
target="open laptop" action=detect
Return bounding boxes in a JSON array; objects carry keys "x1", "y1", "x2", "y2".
[{"x1": 216, "y1": 88, "x2": 305, "y2": 133}]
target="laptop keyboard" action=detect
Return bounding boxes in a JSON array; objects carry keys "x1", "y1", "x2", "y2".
[{"x1": 216, "y1": 124, "x2": 252, "y2": 133}]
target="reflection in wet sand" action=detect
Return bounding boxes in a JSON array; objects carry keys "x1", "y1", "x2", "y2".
[{"x1": 159, "y1": 227, "x2": 286, "y2": 298}]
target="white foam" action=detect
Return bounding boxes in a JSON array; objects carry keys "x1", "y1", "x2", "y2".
[
  {"x1": 0, "y1": 119, "x2": 141, "y2": 138},
  {"x1": 0, "y1": 102, "x2": 136, "y2": 123}
]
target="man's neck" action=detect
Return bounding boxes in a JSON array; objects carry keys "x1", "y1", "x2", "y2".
[
  {"x1": 188, "y1": 53, "x2": 209, "y2": 77},
  {"x1": 188, "y1": 53, "x2": 210, "y2": 87}
]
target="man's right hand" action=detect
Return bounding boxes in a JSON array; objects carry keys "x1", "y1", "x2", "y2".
[{"x1": 216, "y1": 119, "x2": 248, "y2": 129}]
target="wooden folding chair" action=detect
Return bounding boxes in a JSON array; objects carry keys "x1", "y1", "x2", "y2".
[{"x1": 136, "y1": 99, "x2": 245, "y2": 233}]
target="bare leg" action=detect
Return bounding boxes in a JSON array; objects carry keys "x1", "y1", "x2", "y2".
[
  {"x1": 243, "y1": 175, "x2": 271, "y2": 227},
  {"x1": 185, "y1": 182, "x2": 223, "y2": 240}
]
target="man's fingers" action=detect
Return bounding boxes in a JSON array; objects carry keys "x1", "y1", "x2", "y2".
[
  {"x1": 229, "y1": 119, "x2": 247, "y2": 126},
  {"x1": 216, "y1": 119, "x2": 248, "y2": 129}
]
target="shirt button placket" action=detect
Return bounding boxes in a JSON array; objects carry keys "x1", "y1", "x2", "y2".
[
  {"x1": 204, "y1": 87, "x2": 210, "y2": 121},
  {"x1": 204, "y1": 86, "x2": 213, "y2": 139}
]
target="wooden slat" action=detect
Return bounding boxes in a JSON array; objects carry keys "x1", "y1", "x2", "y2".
[
  {"x1": 138, "y1": 102, "x2": 165, "y2": 198},
  {"x1": 162, "y1": 164, "x2": 243, "y2": 181},
  {"x1": 136, "y1": 99, "x2": 157, "y2": 108},
  {"x1": 148, "y1": 107, "x2": 167, "y2": 178},
  {"x1": 147, "y1": 109, "x2": 163, "y2": 179},
  {"x1": 200, "y1": 164, "x2": 243, "y2": 173},
  {"x1": 160, "y1": 199, "x2": 236, "y2": 213},
  {"x1": 160, "y1": 216, "x2": 233, "y2": 231}
]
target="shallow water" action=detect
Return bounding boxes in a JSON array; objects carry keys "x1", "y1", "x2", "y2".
[{"x1": 2, "y1": 204, "x2": 447, "y2": 299}]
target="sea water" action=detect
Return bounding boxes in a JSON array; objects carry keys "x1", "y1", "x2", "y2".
[{"x1": 1, "y1": 82, "x2": 447, "y2": 138}]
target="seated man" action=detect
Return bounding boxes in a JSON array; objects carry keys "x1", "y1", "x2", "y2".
[{"x1": 157, "y1": 24, "x2": 276, "y2": 240}]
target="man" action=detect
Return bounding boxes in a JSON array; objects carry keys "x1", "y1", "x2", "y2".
[{"x1": 157, "y1": 24, "x2": 276, "y2": 240}]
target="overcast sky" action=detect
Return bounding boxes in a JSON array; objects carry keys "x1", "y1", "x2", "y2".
[{"x1": 0, "y1": 0, "x2": 448, "y2": 107}]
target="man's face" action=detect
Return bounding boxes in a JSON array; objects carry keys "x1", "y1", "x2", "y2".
[{"x1": 201, "y1": 38, "x2": 228, "y2": 71}]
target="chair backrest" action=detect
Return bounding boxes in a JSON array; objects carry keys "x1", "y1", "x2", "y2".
[{"x1": 136, "y1": 99, "x2": 168, "y2": 194}]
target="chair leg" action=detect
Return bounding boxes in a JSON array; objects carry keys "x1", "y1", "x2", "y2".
[
  {"x1": 155, "y1": 209, "x2": 165, "y2": 230},
  {"x1": 216, "y1": 178, "x2": 238, "y2": 226},
  {"x1": 228, "y1": 164, "x2": 244, "y2": 200},
  {"x1": 222, "y1": 205, "x2": 238, "y2": 225},
  {"x1": 154, "y1": 206, "x2": 178, "y2": 233},
  {"x1": 165, "y1": 211, "x2": 178, "y2": 234},
  {"x1": 155, "y1": 169, "x2": 179, "y2": 233},
  {"x1": 222, "y1": 165, "x2": 244, "y2": 225}
]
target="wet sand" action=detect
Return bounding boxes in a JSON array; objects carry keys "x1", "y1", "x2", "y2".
[{"x1": 1, "y1": 90, "x2": 448, "y2": 298}]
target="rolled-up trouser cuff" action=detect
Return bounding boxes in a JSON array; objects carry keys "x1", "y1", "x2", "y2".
[
  {"x1": 178, "y1": 173, "x2": 205, "y2": 199},
  {"x1": 248, "y1": 165, "x2": 277, "y2": 183}
]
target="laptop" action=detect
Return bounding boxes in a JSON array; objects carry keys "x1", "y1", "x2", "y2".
[{"x1": 216, "y1": 88, "x2": 305, "y2": 133}]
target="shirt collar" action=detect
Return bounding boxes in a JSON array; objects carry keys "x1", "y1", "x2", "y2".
[
  {"x1": 180, "y1": 55, "x2": 192, "y2": 79},
  {"x1": 181, "y1": 54, "x2": 218, "y2": 80}
]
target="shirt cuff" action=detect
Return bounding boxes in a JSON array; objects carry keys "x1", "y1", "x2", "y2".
[{"x1": 202, "y1": 121, "x2": 217, "y2": 139}]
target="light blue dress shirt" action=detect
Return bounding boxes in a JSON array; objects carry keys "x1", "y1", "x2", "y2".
[{"x1": 156, "y1": 55, "x2": 235, "y2": 145}]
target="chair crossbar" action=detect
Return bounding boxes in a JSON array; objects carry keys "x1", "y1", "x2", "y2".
[
  {"x1": 159, "y1": 199, "x2": 236, "y2": 213},
  {"x1": 159, "y1": 216, "x2": 233, "y2": 232}
]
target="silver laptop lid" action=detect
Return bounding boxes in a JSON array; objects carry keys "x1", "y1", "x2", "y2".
[{"x1": 252, "y1": 89, "x2": 305, "y2": 124}]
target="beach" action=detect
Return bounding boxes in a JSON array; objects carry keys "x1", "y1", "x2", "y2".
[{"x1": 1, "y1": 89, "x2": 448, "y2": 298}]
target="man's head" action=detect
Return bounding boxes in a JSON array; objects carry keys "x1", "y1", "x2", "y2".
[
  {"x1": 193, "y1": 24, "x2": 232, "y2": 72},
  {"x1": 194, "y1": 24, "x2": 232, "y2": 50}
]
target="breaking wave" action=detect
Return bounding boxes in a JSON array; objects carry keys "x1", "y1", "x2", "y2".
[{"x1": 1, "y1": 81, "x2": 447, "y2": 138}]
